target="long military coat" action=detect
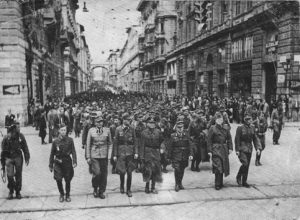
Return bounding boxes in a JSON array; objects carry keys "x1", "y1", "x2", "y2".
[{"x1": 207, "y1": 124, "x2": 233, "y2": 176}]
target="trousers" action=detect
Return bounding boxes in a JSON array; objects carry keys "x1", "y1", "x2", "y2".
[{"x1": 91, "y1": 158, "x2": 108, "y2": 193}]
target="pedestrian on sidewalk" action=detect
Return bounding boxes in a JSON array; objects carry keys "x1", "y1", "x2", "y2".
[
  {"x1": 140, "y1": 116, "x2": 164, "y2": 194},
  {"x1": 86, "y1": 116, "x2": 112, "y2": 199},
  {"x1": 253, "y1": 112, "x2": 268, "y2": 166},
  {"x1": 270, "y1": 104, "x2": 284, "y2": 145},
  {"x1": 39, "y1": 109, "x2": 47, "y2": 145},
  {"x1": 235, "y1": 114, "x2": 262, "y2": 188},
  {"x1": 168, "y1": 119, "x2": 194, "y2": 192},
  {"x1": 49, "y1": 124, "x2": 77, "y2": 203},
  {"x1": 1, "y1": 122, "x2": 30, "y2": 199},
  {"x1": 113, "y1": 113, "x2": 138, "y2": 197},
  {"x1": 4, "y1": 109, "x2": 15, "y2": 133},
  {"x1": 207, "y1": 112, "x2": 233, "y2": 190}
]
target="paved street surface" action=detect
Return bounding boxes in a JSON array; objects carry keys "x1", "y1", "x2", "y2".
[{"x1": 0, "y1": 123, "x2": 300, "y2": 220}]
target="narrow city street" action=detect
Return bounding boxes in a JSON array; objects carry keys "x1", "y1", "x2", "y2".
[{"x1": 0, "y1": 123, "x2": 299, "y2": 219}]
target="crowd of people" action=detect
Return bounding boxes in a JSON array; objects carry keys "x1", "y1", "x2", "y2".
[{"x1": 1, "y1": 91, "x2": 285, "y2": 202}]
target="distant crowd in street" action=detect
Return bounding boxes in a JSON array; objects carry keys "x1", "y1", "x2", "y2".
[{"x1": 1, "y1": 90, "x2": 290, "y2": 202}]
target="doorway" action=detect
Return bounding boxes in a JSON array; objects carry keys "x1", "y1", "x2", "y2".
[{"x1": 265, "y1": 62, "x2": 277, "y2": 103}]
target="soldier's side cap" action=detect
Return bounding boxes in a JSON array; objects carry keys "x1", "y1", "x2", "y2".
[
  {"x1": 182, "y1": 106, "x2": 189, "y2": 111},
  {"x1": 89, "y1": 112, "x2": 97, "y2": 118},
  {"x1": 95, "y1": 116, "x2": 104, "y2": 122},
  {"x1": 122, "y1": 113, "x2": 130, "y2": 120},
  {"x1": 215, "y1": 112, "x2": 223, "y2": 119},
  {"x1": 244, "y1": 114, "x2": 252, "y2": 120},
  {"x1": 176, "y1": 118, "x2": 184, "y2": 125},
  {"x1": 146, "y1": 116, "x2": 155, "y2": 123},
  {"x1": 59, "y1": 123, "x2": 67, "y2": 129}
]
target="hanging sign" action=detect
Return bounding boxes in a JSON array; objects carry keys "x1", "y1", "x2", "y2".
[{"x1": 3, "y1": 85, "x2": 20, "y2": 95}]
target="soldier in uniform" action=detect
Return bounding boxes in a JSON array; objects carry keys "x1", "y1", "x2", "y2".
[
  {"x1": 253, "y1": 112, "x2": 268, "y2": 166},
  {"x1": 49, "y1": 124, "x2": 77, "y2": 202},
  {"x1": 207, "y1": 112, "x2": 233, "y2": 190},
  {"x1": 113, "y1": 113, "x2": 138, "y2": 197},
  {"x1": 270, "y1": 104, "x2": 284, "y2": 145},
  {"x1": 86, "y1": 116, "x2": 112, "y2": 199},
  {"x1": 1, "y1": 122, "x2": 30, "y2": 199},
  {"x1": 47, "y1": 104, "x2": 59, "y2": 144},
  {"x1": 110, "y1": 116, "x2": 121, "y2": 174},
  {"x1": 168, "y1": 119, "x2": 194, "y2": 192},
  {"x1": 188, "y1": 110, "x2": 208, "y2": 172},
  {"x1": 140, "y1": 116, "x2": 164, "y2": 194},
  {"x1": 235, "y1": 114, "x2": 262, "y2": 187},
  {"x1": 159, "y1": 118, "x2": 172, "y2": 173},
  {"x1": 4, "y1": 109, "x2": 15, "y2": 133},
  {"x1": 134, "y1": 114, "x2": 146, "y2": 173}
]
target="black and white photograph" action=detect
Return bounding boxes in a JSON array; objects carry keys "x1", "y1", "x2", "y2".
[{"x1": 0, "y1": 0, "x2": 300, "y2": 219}]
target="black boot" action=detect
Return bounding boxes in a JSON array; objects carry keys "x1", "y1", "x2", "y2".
[
  {"x1": 257, "y1": 154, "x2": 262, "y2": 166},
  {"x1": 93, "y1": 188, "x2": 98, "y2": 198},
  {"x1": 191, "y1": 160, "x2": 195, "y2": 171},
  {"x1": 151, "y1": 181, "x2": 158, "y2": 194},
  {"x1": 174, "y1": 171, "x2": 180, "y2": 192},
  {"x1": 145, "y1": 182, "x2": 150, "y2": 194},
  {"x1": 7, "y1": 190, "x2": 13, "y2": 200}
]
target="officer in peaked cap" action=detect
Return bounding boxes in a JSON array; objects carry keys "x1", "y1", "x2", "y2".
[
  {"x1": 207, "y1": 112, "x2": 233, "y2": 190},
  {"x1": 139, "y1": 116, "x2": 164, "y2": 194},
  {"x1": 168, "y1": 118, "x2": 194, "y2": 192},
  {"x1": 235, "y1": 113, "x2": 262, "y2": 188},
  {"x1": 113, "y1": 112, "x2": 138, "y2": 197}
]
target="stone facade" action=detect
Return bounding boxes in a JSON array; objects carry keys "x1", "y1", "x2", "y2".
[
  {"x1": 137, "y1": 0, "x2": 177, "y2": 95},
  {"x1": 170, "y1": 1, "x2": 300, "y2": 104},
  {"x1": 119, "y1": 25, "x2": 142, "y2": 92},
  {"x1": 107, "y1": 50, "x2": 120, "y2": 88},
  {"x1": 0, "y1": 0, "x2": 90, "y2": 126},
  {"x1": 133, "y1": 1, "x2": 300, "y2": 104}
]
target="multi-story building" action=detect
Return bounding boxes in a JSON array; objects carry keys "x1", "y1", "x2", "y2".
[
  {"x1": 170, "y1": 0, "x2": 300, "y2": 104},
  {"x1": 107, "y1": 50, "x2": 120, "y2": 87},
  {"x1": 77, "y1": 24, "x2": 92, "y2": 92},
  {"x1": 137, "y1": 0, "x2": 177, "y2": 96},
  {"x1": 61, "y1": 0, "x2": 80, "y2": 96},
  {"x1": 119, "y1": 25, "x2": 142, "y2": 92},
  {"x1": 0, "y1": 0, "x2": 89, "y2": 125}
]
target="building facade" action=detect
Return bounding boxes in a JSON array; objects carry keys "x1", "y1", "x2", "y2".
[
  {"x1": 0, "y1": 0, "x2": 90, "y2": 125},
  {"x1": 107, "y1": 50, "x2": 120, "y2": 88},
  {"x1": 119, "y1": 25, "x2": 142, "y2": 92},
  {"x1": 137, "y1": 0, "x2": 177, "y2": 96},
  {"x1": 77, "y1": 24, "x2": 92, "y2": 93},
  {"x1": 171, "y1": 0, "x2": 300, "y2": 104},
  {"x1": 134, "y1": 0, "x2": 300, "y2": 104}
]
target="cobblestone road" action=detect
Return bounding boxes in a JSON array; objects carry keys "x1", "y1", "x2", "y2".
[{"x1": 0, "y1": 123, "x2": 299, "y2": 219}]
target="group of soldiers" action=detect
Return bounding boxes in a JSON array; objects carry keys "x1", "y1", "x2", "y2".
[{"x1": 1, "y1": 91, "x2": 284, "y2": 202}]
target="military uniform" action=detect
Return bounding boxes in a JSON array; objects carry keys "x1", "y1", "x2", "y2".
[
  {"x1": 86, "y1": 124, "x2": 112, "y2": 197},
  {"x1": 113, "y1": 123, "x2": 137, "y2": 196},
  {"x1": 168, "y1": 125, "x2": 194, "y2": 191},
  {"x1": 235, "y1": 116, "x2": 262, "y2": 187},
  {"x1": 188, "y1": 117, "x2": 208, "y2": 171},
  {"x1": 140, "y1": 121, "x2": 164, "y2": 193},
  {"x1": 207, "y1": 122, "x2": 233, "y2": 190},
  {"x1": 49, "y1": 135, "x2": 77, "y2": 199},
  {"x1": 1, "y1": 128, "x2": 30, "y2": 199},
  {"x1": 270, "y1": 108, "x2": 283, "y2": 145},
  {"x1": 253, "y1": 116, "x2": 268, "y2": 166}
]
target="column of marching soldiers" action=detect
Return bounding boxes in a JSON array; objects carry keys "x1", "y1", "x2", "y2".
[{"x1": 1, "y1": 91, "x2": 284, "y2": 202}]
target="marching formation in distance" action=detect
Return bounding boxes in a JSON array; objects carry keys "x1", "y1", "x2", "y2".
[{"x1": 1, "y1": 91, "x2": 284, "y2": 202}]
